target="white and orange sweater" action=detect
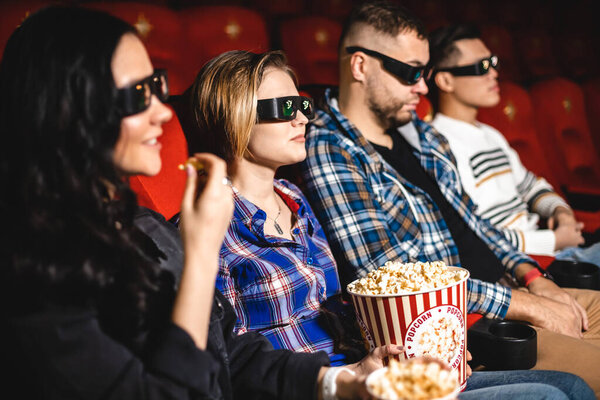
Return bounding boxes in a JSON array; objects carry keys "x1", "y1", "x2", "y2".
[{"x1": 429, "y1": 113, "x2": 569, "y2": 256}]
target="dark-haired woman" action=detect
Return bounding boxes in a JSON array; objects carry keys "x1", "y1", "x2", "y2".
[{"x1": 0, "y1": 6, "x2": 378, "y2": 400}]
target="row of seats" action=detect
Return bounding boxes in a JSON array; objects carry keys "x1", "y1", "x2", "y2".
[{"x1": 2, "y1": 1, "x2": 598, "y2": 93}]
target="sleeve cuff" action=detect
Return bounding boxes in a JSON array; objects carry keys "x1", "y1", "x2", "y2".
[
  {"x1": 145, "y1": 322, "x2": 219, "y2": 393},
  {"x1": 522, "y1": 229, "x2": 556, "y2": 256},
  {"x1": 466, "y1": 279, "x2": 512, "y2": 320},
  {"x1": 282, "y1": 351, "x2": 331, "y2": 400}
]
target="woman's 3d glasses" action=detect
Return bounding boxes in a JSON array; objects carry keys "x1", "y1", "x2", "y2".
[
  {"x1": 117, "y1": 69, "x2": 169, "y2": 116},
  {"x1": 437, "y1": 55, "x2": 499, "y2": 76},
  {"x1": 256, "y1": 96, "x2": 315, "y2": 122},
  {"x1": 346, "y1": 46, "x2": 433, "y2": 85}
]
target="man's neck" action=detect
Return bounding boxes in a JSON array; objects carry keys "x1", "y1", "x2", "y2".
[
  {"x1": 438, "y1": 99, "x2": 478, "y2": 126},
  {"x1": 338, "y1": 86, "x2": 392, "y2": 148}
]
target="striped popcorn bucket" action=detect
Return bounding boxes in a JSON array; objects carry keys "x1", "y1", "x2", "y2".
[{"x1": 347, "y1": 267, "x2": 470, "y2": 390}]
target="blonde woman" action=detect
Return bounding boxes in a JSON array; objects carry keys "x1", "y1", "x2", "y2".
[{"x1": 187, "y1": 50, "x2": 401, "y2": 367}]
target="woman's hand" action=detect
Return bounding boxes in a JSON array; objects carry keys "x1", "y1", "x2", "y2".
[
  {"x1": 172, "y1": 153, "x2": 233, "y2": 349},
  {"x1": 179, "y1": 153, "x2": 234, "y2": 268},
  {"x1": 335, "y1": 345, "x2": 404, "y2": 399}
]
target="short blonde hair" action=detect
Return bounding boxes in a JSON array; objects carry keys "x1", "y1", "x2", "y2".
[{"x1": 191, "y1": 50, "x2": 296, "y2": 161}]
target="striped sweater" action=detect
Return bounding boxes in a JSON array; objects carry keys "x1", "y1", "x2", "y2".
[{"x1": 430, "y1": 113, "x2": 569, "y2": 256}]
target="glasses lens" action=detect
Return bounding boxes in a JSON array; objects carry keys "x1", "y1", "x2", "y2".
[
  {"x1": 302, "y1": 98, "x2": 312, "y2": 116},
  {"x1": 153, "y1": 71, "x2": 169, "y2": 101},
  {"x1": 282, "y1": 99, "x2": 295, "y2": 118},
  {"x1": 133, "y1": 82, "x2": 150, "y2": 112}
]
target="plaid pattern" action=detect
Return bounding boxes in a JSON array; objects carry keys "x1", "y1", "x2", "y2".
[
  {"x1": 300, "y1": 90, "x2": 536, "y2": 319},
  {"x1": 216, "y1": 179, "x2": 343, "y2": 362}
]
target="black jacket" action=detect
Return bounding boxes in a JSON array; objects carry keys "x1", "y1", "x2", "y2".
[{"x1": 1, "y1": 207, "x2": 329, "y2": 399}]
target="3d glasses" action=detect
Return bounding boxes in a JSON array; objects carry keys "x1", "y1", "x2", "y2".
[
  {"x1": 346, "y1": 46, "x2": 433, "y2": 85},
  {"x1": 117, "y1": 69, "x2": 169, "y2": 116},
  {"x1": 436, "y1": 55, "x2": 499, "y2": 76},
  {"x1": 256, "y1": 96, "x2": 315, "y2": 122}
]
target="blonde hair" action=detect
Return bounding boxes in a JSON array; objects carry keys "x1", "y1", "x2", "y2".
[{"x1": 191, "y1": 50, "x2": 296, "y2": 161}]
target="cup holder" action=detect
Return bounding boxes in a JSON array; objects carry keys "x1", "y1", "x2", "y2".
[
  {"x1": 468, "y1": 319, "x2": 537, "y2": 370},
  {"x1": 546, "y1": 260, "x2": 600, "y2": 290}
]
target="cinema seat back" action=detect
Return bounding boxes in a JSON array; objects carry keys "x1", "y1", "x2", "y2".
[
  {"x1": 180, "y1": 6, "x2": 269, "y2": 89},
  {"x1": 280, "y1": 16, "x2": 341, "y2": 86},
  {"x1": 129, "y1": 107, "x2": 188, "y2": 220},
  {"x1": 530, "y1": 78, "x2": 600, "y2": 190}
]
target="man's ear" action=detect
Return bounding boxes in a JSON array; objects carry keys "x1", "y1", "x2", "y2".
[
  {"x1": 434, "y1": 71, "x2": 454, "y2": 93},
  {"x1": 349, "y1": 52, "x2": 368, "y2": 83}
]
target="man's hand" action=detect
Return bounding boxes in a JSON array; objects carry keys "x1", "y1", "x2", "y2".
[
  {"x1": 554, "y1": 222, "x2": 585, "y2": 250},
  {"x1": 547, "y1": 206, "x2": 579, "y2": 230},
  {"x1": 506, "y1": 289, "x2": 584, "y2": 339},
  {"x1": 528, "y1": 277, "x2": 589, "y2": 331}
]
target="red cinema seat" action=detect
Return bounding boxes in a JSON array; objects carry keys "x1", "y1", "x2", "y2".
[
  {"x1": 308, "y1": 0, "x2": 353, "y2": 21},
  {"x1": 180, "y1": 6, "x2": 269, "y2": 90},
  {"x1": 280, "y1": 16, "x2": 341, "y2": 86},
  {"x1": 416, "y1": 95, "x2": 433, "y2": 123},
  {"x1": 84, "y1": 2, "x2": 187, "y2": 95},
  {"x1": 0, "y1": 0, "x2": 47, "y2": 59},
  {"x1": 582, "y1": 77, "x2": 600, "y2": 159},
  {"x1": 556, "y1": 31, "x2": 598, "y2": 81},
  {"x1": 530, "y1": 78, "x2": 600, "y2": 194},
  {"x1": 479, "y1": 25, "x2": 522, "y2": 83},
  {"x1": 251, "y1": 0, "x2": 305, "y2": 18},
  {"x1": 129, "y1": 107, "x2": 188, "y2": 220}
]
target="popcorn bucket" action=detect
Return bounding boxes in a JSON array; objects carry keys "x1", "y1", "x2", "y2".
[{"x1": 347, "y1": 267, "x2": 470, "y2": 390}]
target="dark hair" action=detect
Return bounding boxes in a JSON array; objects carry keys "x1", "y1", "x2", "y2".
[
  {"x1": 339, "y1": 0, "x2": 427, "y2": 52},
  {"x1": 427, "y1": 24, "x2": 481, "y2": 109},
  {"x1": 0, "y1": 6, "x2": 167, "y2": 346}
]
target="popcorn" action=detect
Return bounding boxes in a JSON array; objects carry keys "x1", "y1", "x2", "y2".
[
  {"x1": 417, "y1": 317, "x2": 462, "y2": 364},
  {"x1": 368, "y1": 359, "x2": 459, "y2": 400},
  {"x1": 347, "y1": 261, "x2": 467, "y2": 295}
]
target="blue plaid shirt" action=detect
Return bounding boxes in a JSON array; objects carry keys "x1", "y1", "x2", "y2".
[
  {"x1": 300, "y1": 90, "x2": 536, "y2": 319},
  {"x1": 216, "y1": 179, "x2": 345, "y2": 364}
]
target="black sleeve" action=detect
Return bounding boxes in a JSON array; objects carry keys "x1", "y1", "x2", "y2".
[
  {"x1": 217, "y1": 291, "x2": 330, "y2": 400},
  {"x1": 6, "y1": 309, "x2": 220, "y2": 400}
]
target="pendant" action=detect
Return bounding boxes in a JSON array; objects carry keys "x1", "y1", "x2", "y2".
[{"x1": 273, "y1": 221, "x2": 284, "y2": 235}]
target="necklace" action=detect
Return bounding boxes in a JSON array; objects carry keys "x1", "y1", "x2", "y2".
[{"x1": 267, "y1": 202, "x2": 284, "y2": 235}]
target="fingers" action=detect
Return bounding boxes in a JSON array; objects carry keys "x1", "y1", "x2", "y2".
[
  {"x1": 371, "y1": 344, "x2": 404, "y2": 359},
  {"x1": 466, "y1": 350, "x2": 472, "y2": 361},
  {"x1": 181, "y1": 162, "x2": 199, "y2": 213},
  {"x1": 547, "y1": 216, "x2": 556, "y2": 230},
  {"x1": 573, "y1": 298, "x2": 589, "y2": 331}
]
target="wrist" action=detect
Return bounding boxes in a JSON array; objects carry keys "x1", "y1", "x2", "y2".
[
  {"x1": 321, "y1": 367, "x2": 355, "y2": 400},
  {"x1": 522, "y1": 268, "x2": 543, "y2": 287}
]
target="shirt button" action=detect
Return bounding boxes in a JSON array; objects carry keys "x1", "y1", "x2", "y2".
[
  {"x1": 292, "y1": 228, "x2": 300, "y2": 235},
  {"x1": 307, "y1": 257, "x2": 314, "y2": 264}
]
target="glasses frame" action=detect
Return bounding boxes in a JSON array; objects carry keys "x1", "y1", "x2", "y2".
[
  {"x1": 345, "y1": 46, "x2": 432, "y2": 85},
  {"x1": 117, "y1": 68, "x2": 169, "y2": 117},
  {"x1": 436, "y1": 55, "x2": 499, "y2": 77},
  {"x1": 256, "y1": 96, "x2": 315, "y2": 122}
]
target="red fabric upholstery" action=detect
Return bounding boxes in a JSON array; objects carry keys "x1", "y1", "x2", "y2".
[
  {"x1": 252, "y1": 0, "x2": 305, "y2": 18},
  {"x1": 280, "y1": 16, "x2": 341, "y2": 86},
  {"x1": 0, "y1": 0, "x2": 47, "y2": 59},
  {"x1": 477, "y1": 81, "x2": 559, "y2": 188},
  {"x1": 180, "y1": 6, "x2": 269, "y2": 91},
  {"x1": 479, "y1": 25, "x2": 522, "y2": 83},
  {"x1": 308, "y1": 0, "x2": 353, "y2": 21},
  {"x1": 467, "y1": 313, "x2": 483, "y2": 329},
  {"x1": 84, "y1": 2, "x2": 187, "y2": 95},
  {"x1": 582, "y1": 77, "x2": 600, "y2": 159},
  {"x1": 530, "y1": 78, "x2": 600, "y2": 193},
  {"x1": 416, "y1": 95, "x2": 433, "y2": 123},
  {"x1": 129, "y1": 107, "x2": 188, "y2": 220}
]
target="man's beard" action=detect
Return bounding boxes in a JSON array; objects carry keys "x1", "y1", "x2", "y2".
[{"x1": 366, "y1": 84, "x2": 413, "y2": 129}]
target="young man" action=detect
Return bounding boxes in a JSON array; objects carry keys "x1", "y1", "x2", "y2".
[
  {"x1": 427, "y1": 23, "x2": 600, "y2": 266},
  {"x1": 300, "y1": 0, "x2": 600, "y2": 394}
]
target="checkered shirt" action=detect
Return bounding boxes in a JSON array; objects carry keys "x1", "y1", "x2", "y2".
[
  {"x1": 216, "y1": 179, "x2": 344, "y2": 362},
  {"x1": 300, "y1": 89, "x2": 536, "y2": 319}
]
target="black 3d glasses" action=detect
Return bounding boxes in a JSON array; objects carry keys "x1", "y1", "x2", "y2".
[
  {"x1": 346, "y1": 46, "x2": 432, "y2": 85},
  {"x1": 256, "y1": 96, "x2": 315, "y2": 122},
  {"x1": 117, "y1": 69, "x2": 169, "y2": 116},
  {"x1": 437, "y1": 55, "x2": 499, "y2": 76}
]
